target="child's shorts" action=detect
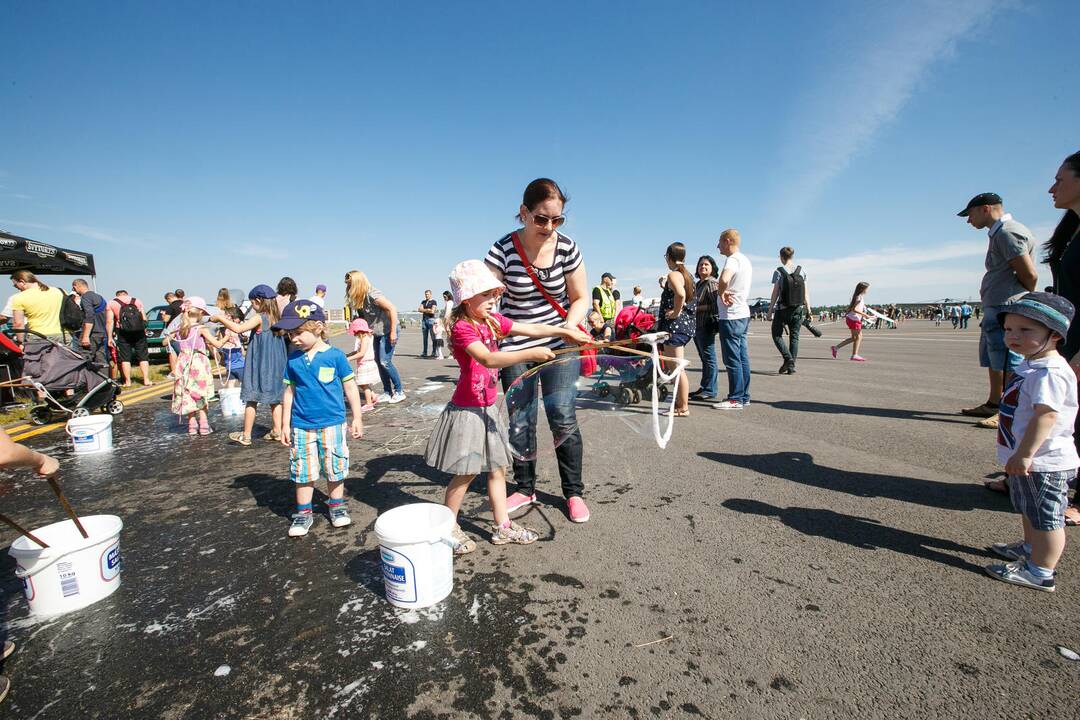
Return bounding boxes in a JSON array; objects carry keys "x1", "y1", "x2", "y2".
[
  {"x1": 845, "y1": 317, "x2": 862, "y2": 331},
  {"x1": 290, "y1": 423, "x2": 350, "y2": 485},
  {"x1": 1009, "y1": 469, "x2": 1075, "y2": 531}
]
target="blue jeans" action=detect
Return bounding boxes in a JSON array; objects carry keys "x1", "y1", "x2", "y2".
[
  {"x1": 374, "y1": 334, "x2": 403, "y2": 394},
  {"x1": 500, "y1": 356, "x2": 584, "y2": 499},
  {"x1": 421, "y1": 317, "x2": 436, "y2": 356},
  {"x1": 693, "y1": 325, "x2": 718, "y2": 397},
  {"x1": 718, "y1": 318, "x2": 751, "y2": 403}
]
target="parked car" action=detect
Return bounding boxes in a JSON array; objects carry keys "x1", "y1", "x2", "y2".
[{"x1": 144, "y1": 305, "x2": 169, "y2": 361}]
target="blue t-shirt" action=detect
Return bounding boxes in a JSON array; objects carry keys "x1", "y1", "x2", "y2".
[{"x1": 283, "y1": 346, "x2": 355, "y2": 430}]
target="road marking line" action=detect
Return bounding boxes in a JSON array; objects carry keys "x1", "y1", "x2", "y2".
[{"x1": 9, "y1": 384, "x2": 172, "y2": 442}]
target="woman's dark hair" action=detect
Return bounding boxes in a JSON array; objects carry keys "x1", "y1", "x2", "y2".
[
  {"x1": 520, "y1": 178, "x2": 568, "y2": 214},
  {"x1": 665, "y1": 243, "x2": 696, "y2": 299},
  {"x1": 1042, "y1": 151, "x2": 1080, "y2": 265},
  {"x1": 848, "y1": 282, "x2": 870, "y2": 312},
  {"x1": 779, "y1": 246, "x2": 795, "y2": 263},
  {"x1": 276, "y1": 276, "x2": 298, "y2": 301},
  {"x1": 695, "y1": 255, "x2": 720, "y2": 280},
  {"x1": 442, "y1": 291, "x2": 452, "y2": 301}
]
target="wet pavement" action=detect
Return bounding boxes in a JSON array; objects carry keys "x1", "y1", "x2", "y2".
[{"x1": 1, "y1": 324, "x2": 1078, "y2": 718}]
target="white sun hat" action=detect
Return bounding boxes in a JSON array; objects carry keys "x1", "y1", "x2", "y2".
[{"x1": 449, "y1": 259, "x2": 504, "y2": 305}]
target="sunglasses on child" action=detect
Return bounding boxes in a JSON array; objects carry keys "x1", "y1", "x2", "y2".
[{"x1": 530, "y1": 212, "x2": 566, "y2": 228}]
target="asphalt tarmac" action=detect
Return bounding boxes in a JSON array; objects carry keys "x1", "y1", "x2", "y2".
[{"x1": 0, "y1": 320, "x2": 1077, "y2": 719}]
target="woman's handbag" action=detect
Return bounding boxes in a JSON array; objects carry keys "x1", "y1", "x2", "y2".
[{"x1": 510, "y1": 232, "x2": 597, "y2": 377}]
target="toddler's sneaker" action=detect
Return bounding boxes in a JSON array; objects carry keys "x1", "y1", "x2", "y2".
[
  {"x1": 830, "y1": 346, "x2": 838, "y2": 358},
  {"x1": 389, "y1": 391, "x2": 407, "y2": 404},
  {"x1": 989, "y1": 540, "x2": 1028, "y2": 561},
  {"x1": 288, "y1": 512, "x2": 314, "y2": 537},
  {"x1": 567, "y1": 496, "x2": 590, "y2": 523},
  {"x1": 505, "y1": 492, "x2": 536, "y2": 514},
  {"x1": 491, "y1": 521, "x2": 539, "y2": 545},
  {"x1": 712, "y1": 400, "x2": 744, "y2": 410},
  {"x1": 329, "y1": 505, "x2": 352, "y2": 528},
  {"x1": 984, "y1": 560, "x2": 1055, "y2": 592},
  {"x1": 850, "y1": 355, "x2": 866, "y2": 362},
  {"x1": 451, "y1": 524, "x2": 477, "y2": 555},
  {"x1": 360, "y1": 403, "x2": 375, "y2": 413}
]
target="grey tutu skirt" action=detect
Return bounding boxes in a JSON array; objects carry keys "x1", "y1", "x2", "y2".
[{"x1": 424, "y1": 402, "x2": 513, "y2": 475}]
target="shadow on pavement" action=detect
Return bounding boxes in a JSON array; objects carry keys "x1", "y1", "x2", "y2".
[
  {"x1": 722, "y1": 498, "x2": 989, "y2": 574},
  {"x1": 232, "y1": 473, "x2": 296, "y2": 520},
  {"x1": 700, "y1": 451, "x2": 1008, "y2": 512},
  {"x1": 756, "y1": 399, "x2": 973, "y2": 425}
]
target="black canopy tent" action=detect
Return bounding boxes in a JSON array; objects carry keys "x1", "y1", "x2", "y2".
[{"x1": 0, "y1": 229, "x2": 96, "y2": 278}]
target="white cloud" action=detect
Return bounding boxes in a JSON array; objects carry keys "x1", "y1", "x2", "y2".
[
  {"x1": 761, "y1": 0, "x2": 1008, "y2": 235},
  {"x1": 5, "y1": 193, "x2": 32, "y2": 201}
]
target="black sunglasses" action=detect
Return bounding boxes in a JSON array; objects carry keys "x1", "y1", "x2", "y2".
[{"x1": 531, "y1": 212, "x2": 566, "y2": 228}]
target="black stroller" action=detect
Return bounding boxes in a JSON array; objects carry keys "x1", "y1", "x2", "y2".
[{"x1": 5, "y1": 329, "x2": 123, "y2": 425}]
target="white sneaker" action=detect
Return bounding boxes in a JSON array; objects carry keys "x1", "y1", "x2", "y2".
[
  {"x1": 389, "y1": 392, "x2": 407, "y2": 404},
  {"x1": 376, "y1": 393, "x2": 392, "y2": 404},
  {"x1": 712, "y1": 400, "x2": 744, "y2": 410}
]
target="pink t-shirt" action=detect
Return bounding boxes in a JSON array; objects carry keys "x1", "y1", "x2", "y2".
[
  {"x1": 107, "y1": 296, "x2": 145, "y2": 324},
  {"x1": 450, "y1": 313, "x2": 514, "y2": 407}
]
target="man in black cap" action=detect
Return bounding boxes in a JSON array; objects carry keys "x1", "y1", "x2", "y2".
[
  {"x1": 958, "y1": 192, "x2": 1038, "y2": 429},
  {"x1": 592, "y1": 272, "x2": 619, "y2": 326}
]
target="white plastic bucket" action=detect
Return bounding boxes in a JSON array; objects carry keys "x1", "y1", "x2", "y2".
[
  {"x1": 219, "y1": 387, "x2": 243, "y2": 417},
  {"x1": 65, "y1": 415, "x2": 113, "y2": 454},
  {"x1": 8, "y1": 515, "x2": 124, "y2": 616},
  {"x1": 374, "y1": 503, "x2": 456, "y2": 609}
]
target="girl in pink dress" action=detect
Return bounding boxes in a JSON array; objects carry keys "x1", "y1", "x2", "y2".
[{"x1": 171, "y1": 297, "x2": 227, "y2": 434}]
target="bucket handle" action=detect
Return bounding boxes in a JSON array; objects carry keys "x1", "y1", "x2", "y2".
[{"x1": 436, "y1": 533, "x2": 460, "y2": 549}]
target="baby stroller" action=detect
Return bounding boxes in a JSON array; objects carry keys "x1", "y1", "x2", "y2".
[
  {"x1": 592, "y1": 305, "x2": 670, "y2": 406},
  {"x1": 6, "y1": 329, "x2": 123, "y2": 425}
]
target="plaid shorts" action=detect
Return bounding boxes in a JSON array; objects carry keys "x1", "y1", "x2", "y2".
[
  {"x1": 1009, "y1": 469, "x2": 1075, "y2": 531},
  {"x1": 290, "y1": 423, "x2": 350, "y2": 485}
]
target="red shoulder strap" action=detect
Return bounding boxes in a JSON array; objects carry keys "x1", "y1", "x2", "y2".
[{"x1": 510, "y1": 231, "x2": 568, "y2": 320}]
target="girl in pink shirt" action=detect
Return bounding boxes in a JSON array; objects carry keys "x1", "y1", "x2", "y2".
[{"x1": 424, "y1": 260, "x2": 590, "y2": 553}]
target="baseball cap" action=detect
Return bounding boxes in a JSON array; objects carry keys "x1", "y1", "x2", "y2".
[
  {"x1": 247, "y1": 284, "x2": 276, "y2": 301},
  {"x1": 316, "y1": 284, "x2": 327, "y2": 293},
  {"x1": 957, "y1": 192, "x2": 1003, "y2": 217},
  {"x1": 601, "y1": 272, "x2": 615, "y2": 281},
  {"x1": 998, "y1": 292, "x2": 1075, "y2": 339},
  {"x1": 273, "y1": 299, "x2": 327, "y2": 331}
]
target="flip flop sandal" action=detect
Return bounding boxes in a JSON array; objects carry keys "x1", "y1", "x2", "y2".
[
  {"x1": 265, "y1": 431, "x2": 281, "y2": 442},
  {"x1": 228, "y1": 432, "x2": 252, "y2": 446},
  {"x1": 983, "y1": 478, "x2": 1009, "y2": 494},
  {"x1": 1065, "y1": 508, "x2": 1080, "y2": 527}
]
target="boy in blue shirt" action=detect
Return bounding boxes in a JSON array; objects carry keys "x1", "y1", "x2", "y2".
[{"x1": 274, "y1": 300, "x2": 364, "y2": 538}]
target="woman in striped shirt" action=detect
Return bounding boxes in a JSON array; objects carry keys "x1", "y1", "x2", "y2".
[{"x1": 485, "y1": 178, "x2": 592, "y2": 523}]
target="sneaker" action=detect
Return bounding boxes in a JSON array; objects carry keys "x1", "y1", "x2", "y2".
[
  {"x1": 990, "y1": 541, "x2": 1029, "y2": 561},
  {"x1": 567, "y1": 496, "x2": 590, "y2": 523},
  {"x1": 329, "y1": 505, "x2": 351, "y2": 528},
  {"x1": 376, "y1": 393, "x2": 392, "y2": 404},
  {"x1": 961, "y1": 402, "x2": 998, "y2": 418},
  {"x1": 388, "y1": 392, "x2": 407, "y2": 404},
  {"x1": 228, "y1": 432, "x2": 252, "y2": 446},
  {"x1": 976, "y1": 414, "x2": 1000, "y2": 429},
  {"x1": 452, "y1": 524, "x2": 477, "y2": 555},
  {"x1": 850, "y1": 355, "x2": 866, "y2": 362},
  {"x1": 491, "y1": 521, "x2": 539, "y2": 545},
  {"x1": 712, "y1": 400, "x2": 744, "y2": 410},
  {"x1": 830, "y1": 346, "x2": 838, "y2": 359},
  {"x1": 288, "y1": 512, "x2": 314, "y2": 537},
  {"x1": 984, "y1": 559, "x2": 1056, "y2": 592},
  {"x1": 505, "y1": 492, "x2": 537, "y2": 514},
  {"x1": 360, "y1": 403, "x2": 375, "y2": 413},
  {"x1": 787, "y1": 363, "x2": 796, "y2": 374},
  {"x1": 778, "y1": 362, "x2": 791, "y2": 375}
]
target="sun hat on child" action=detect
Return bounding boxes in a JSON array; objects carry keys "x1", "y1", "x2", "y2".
[
  {"x1": 181, "y1": 296, "x2": 210, "y2": 315},
  {"x1": 449, "y1": 259, "x2": 504, "y2": 305},
  {"x1": 997, "y1": 291, "x2": 1075, "y2": 339},
  {"x1": 349, "y1": 318, "x2": 371, "y2": 334}
]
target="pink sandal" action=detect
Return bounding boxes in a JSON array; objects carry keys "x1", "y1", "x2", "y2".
[
  {"x1": 199, "y1": 423, "x2": 213, "y2": 435},
  {"x1": 187, "y1": 418, "x2": 198, "y2": 435}
]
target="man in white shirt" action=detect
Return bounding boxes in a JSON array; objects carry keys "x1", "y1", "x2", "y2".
[{"x1": 714, "y1": 228, "x2": 753, "y2": 410}]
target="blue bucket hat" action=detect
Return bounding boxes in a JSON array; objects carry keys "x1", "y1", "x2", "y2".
[
  {"x1": 247, "y1": 284, "x2": 276, "y2": 301},
  {"x1": 273, "y1": 299, "x2": 327, "y2": 331},
  {"x1": 997, "y1": 292, "x2": 1075, "y2": 339}
]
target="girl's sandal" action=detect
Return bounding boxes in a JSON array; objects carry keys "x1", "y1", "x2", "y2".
[
  {"x1": 228, "y1": 432, "x2": 252, "y2": 446},
  {"x1": 199, "y1": 424, "x2": 213, "y2": 435},
  {"x1": 188, "y1": 418, "x2": 198, "y2": 435},
  {"x1": 265, "y1": 430, "x2": 281, "y2": 442}
]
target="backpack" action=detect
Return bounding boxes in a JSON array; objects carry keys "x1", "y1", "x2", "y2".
[
  {"x1": 778, "y1": 265, "x2": 806, "y2": 307},
  {"x1": 117, "y1": 298, "x2": 145, "y2": 333},
  {"x1": 60, "y1": 294, "x2": 84, "y2": 333}
]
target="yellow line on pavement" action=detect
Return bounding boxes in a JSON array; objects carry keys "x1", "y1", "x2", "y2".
[{"x1": 8, "y1": 383, "x2": 172, "y2": 443}]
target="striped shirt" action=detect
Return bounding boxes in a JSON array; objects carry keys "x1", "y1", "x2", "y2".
[{"x1": 485, "y1": 231, "x2": 583, "y2": 351}]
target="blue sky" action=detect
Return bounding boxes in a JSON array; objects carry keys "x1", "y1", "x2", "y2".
[{"x1": 1, "y1": 0, "x2": 1077, "y2": 309}]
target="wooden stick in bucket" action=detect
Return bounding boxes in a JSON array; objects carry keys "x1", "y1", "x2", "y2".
[
  {"x1": 0, "y1": 512, "x2": 49, "y2": 548},
  {"x1": 47, "y1": 477, "x2": 88, "y2": 539}
]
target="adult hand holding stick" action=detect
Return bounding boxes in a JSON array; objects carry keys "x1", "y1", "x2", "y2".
[{"x1": 0, "y1": 429, "x2": 61, "y2": 546}]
